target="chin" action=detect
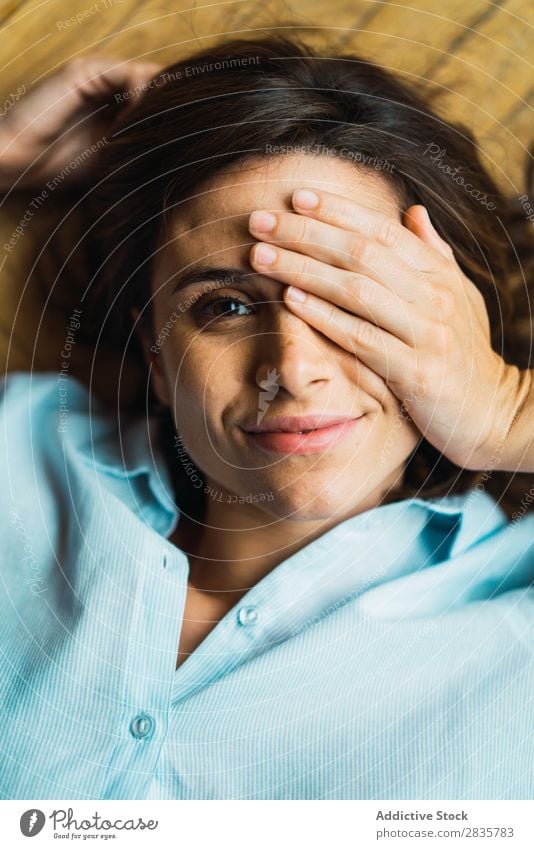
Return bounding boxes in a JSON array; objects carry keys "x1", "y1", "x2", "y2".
[{"x1": 247, "y1": 473, "x2": 370, "y2": 523}]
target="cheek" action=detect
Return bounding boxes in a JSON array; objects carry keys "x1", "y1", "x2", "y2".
[
  {"x1": 378, "y1": 403, "x2": 421, "y2": 459},
  {"x1": 167, "y1": 338, "x2": 245, "y2": 434}
]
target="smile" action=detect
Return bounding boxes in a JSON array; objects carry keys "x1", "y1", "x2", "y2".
[{"x1": 240, "y1": 415, "x2": 366, "y2": 455}]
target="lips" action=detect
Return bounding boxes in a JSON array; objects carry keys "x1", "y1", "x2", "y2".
[
  {"x1": 239, "y1": 414, "x2": 366, "y2": 455},
  {"x1": 242, "y1": 414, "x2": 362, "y2": 433}
]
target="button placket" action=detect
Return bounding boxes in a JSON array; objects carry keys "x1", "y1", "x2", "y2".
[
  {"x1": 171, "y1": 602, "x2": 266, "y2": 704},
  {"x1": 101, "y1": 538, "x2": 189, "y2": 798}
]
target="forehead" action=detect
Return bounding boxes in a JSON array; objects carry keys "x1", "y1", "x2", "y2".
[{"x1": 156, "y1": 154, "x2": 401, "y2": 282}]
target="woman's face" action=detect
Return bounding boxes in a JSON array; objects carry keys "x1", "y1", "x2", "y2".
[{"x1": 143, "y1": 154, "x2": 421, "y2": 521}]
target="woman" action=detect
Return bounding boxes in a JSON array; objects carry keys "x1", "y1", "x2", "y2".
[{"x1": 1, "y1": 35, "x2": 533, "y2": 800}]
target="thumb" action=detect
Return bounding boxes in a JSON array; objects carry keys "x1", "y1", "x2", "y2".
[{"x1": 403, "y1": 204, "x2": 452, "y2": 259}]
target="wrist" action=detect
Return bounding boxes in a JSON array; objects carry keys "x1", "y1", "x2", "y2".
[
  {"x1": 501, "y1": 367, "x2": 533, "y2": 469},
  {"x1": 482, "y1": 365, "x2": 532, "y2": 472}
]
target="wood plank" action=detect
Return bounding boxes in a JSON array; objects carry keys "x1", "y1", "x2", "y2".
[
  {"x1": 425, "y1": 0, "x2": 532, "y2": 121},
  {"x1": 334, "y1": 0, "x2": 492, "y2": 76}
]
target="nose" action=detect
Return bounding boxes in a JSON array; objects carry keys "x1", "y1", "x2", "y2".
[{"x1": 253, "y1": 309, "x2": 333, "y2": 400}]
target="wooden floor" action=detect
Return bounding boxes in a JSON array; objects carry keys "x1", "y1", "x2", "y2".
[{"x1": 0, "y1": 0, "x2": 532, "y2": 376}]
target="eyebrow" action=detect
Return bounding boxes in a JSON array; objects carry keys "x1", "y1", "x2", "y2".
[{"x1": 170, "y1": 265, "x2": 255, "y2": 294}]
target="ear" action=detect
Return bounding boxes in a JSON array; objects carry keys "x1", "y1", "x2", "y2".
[{"x1": 130, "y1": 306, "x2": 171, "y2": 409}]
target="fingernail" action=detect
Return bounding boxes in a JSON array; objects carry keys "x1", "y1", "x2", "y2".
[
  {"x1": 293, "y1": 189, "x2": 319, "y2": 209},
  {"x1": 286, "y1": 285, "x2": 307, "y2": 303},
  {"x1": 253, "y1": 244, "x2": 277, "y2": 265},
  {"x1": 249, "y1": 211, "x2": 277, "y2": 232}
]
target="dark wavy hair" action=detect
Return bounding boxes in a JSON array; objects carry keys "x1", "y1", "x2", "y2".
[{"x1": 78, "y1": 33, "x2": 533, "y2": 520}]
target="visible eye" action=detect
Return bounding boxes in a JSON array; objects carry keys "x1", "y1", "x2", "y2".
[{"x1": 194, "y1": 292, "x2": 257, "y2": 321}]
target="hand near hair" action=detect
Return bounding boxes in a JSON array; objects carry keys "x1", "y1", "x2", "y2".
[
  {"x1": 0, "y1": 56, "x2": 161, "y2": 190},
  {"x1": 248, "y1": 189, "x2": 533, "y2": 473}
]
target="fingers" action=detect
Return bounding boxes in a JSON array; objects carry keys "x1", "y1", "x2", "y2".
[
  {"x1": 248, "y1": 208, "x2": 427, "y2": 305},
  {"x1": 289, "y1": 187, "x2": 440, "y2": 271},
  {"x1": 281, "y1": 284, "x2": 413, "y2": 389},
  {"x1": 61, "y1": 55, "x2": 163, "y2": 103},
  {"x1": 403, "y1": 204, "x2": 454, "y2": 260},
  {"x1": 249, "y1": 241, "x2": 425, "y2": 346},
  {"x1": 5, "y1": 56, "x2": 162, "y2": 138},
  {"x1": 0, "y1": 55, "x2": 163, "y2": 187}
]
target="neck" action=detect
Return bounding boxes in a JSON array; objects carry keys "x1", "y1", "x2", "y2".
[{"x1": 172, "y1": 474, "x2": 401, "y2": 597}]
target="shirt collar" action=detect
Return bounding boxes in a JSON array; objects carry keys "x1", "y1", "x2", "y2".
[
  {"x1": 168, "y1": 492, "x2": 474, "y2": 692},
  {"x1": 219, "y1": 487, "x2": 511, "y2": 674},
  {"x1": 69, "y1": 396, "x2": 179, "y2": 536}
]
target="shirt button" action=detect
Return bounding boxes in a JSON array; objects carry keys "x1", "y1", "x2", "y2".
[
  {"x1": 237, "y1": 605, "x2": 259, "y2": 626},
  {"x1": 130, "y1": 713, "x2": 155, "y2": 740}
]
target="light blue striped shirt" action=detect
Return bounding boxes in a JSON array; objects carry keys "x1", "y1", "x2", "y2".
[{"x1": 1, "y1": 372, "x2": 533, "y2": 800}]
